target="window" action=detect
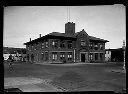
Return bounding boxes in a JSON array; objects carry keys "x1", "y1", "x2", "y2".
[
  {"x1": 89, "y1": 42, "x2": 93, "y2": 49},
  {"x1": 60, "y1": 41, "x2": 65, "y2": 48},
  {"x1": 41, "y1": 52, "x2": 44, "y2": 60},
  {"x1": 95, "y1": 53, "x2": 98, "y2": 60},
  {"x1": 45, "y1": 52, "x2": 48, "y2": 61},
  {"x1": 81, "y1": 40, "x2": 86, "y2": 46},
  {"x1": 89, "y1": 53, "x2": 93, "y2": 60},
  {"x1": 52, "y1": 52, "x2": 57, "y2": 61},
  {"x1": 100, "y1": 43, "x2": 103, "y2": 50},
  {"x1": 35, "y1": 43, "x2": 39, "y2": 50},
  {"x1": 42, "y1": 42, "x2": 45, "y2": 48},
  {"x1": 27, "y1": 46, "x2": 30, "y2": 51},
  {"x1": 68, "y1": 52, "x2": 72, "y2": 60},
  {"x1": 27, "y1": 54, "x2": 29, "y2": 61},
  {"x1": 60, "y1": 52, "x2": 65, "y2": 60},
  {"x1": 67, "y1": 41, "x2": 72, "y2": 49},
  {"x1": 100, "y1": 53, "x2": 103, "y2": 60},
  {"x1": 94, "y1": 43, "x2": 98, "y2": 50},
  {"x1": 34, "y1": 45, "x2": 36, "y2": 50},
  {"x1": 32, "y1": 45, "x2": 34, "y2": 50},
  {"x1": 52, "y1": 40, "x2": 58, "y2": 48},
  {"x1": 45, "y1": 41, "x2": 48, "y2": 48}
]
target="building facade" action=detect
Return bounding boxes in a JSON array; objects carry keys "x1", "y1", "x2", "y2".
[
  {"x1": 3, "y1": 47, "x2": 27, "y2": 61},
  {"x1": 24, "y1": 22, "x2": 109, "y2": 63},
  {"x1": 105, "y1": 48, "x2": 124, "y2": 62}
]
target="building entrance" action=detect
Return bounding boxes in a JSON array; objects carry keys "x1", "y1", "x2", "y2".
[
  {"x1": 80, "y1": 52, "x2": 88, "y2": 62},
  {"x1": 81, "y1": 53, "x2": 85, "y2": 62}
]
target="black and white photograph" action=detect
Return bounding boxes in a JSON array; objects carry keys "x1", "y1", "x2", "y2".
[{"x1": 3, "y1": 5, "x2": 126, "y2": 92}]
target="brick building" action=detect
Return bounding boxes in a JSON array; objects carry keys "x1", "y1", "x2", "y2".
[{"x1": 24, "y1": 22, "x2": 109, "y2": 63}]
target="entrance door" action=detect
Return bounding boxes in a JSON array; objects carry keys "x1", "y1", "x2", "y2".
[
  {"x1": 81, "y1": 53, "x2": 85, "y2": 62},
  {"x1": 31, "y1": 54, "x2": 34, "y2": 62}
]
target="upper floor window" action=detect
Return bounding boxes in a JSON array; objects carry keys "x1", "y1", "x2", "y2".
[
  {"x1": 27, "y1": 46, "x2": 30, "y2": 51},
  {"x1": 60, "y1": 41, "x2": 65, "y2": 48},
  {"x1": 94, "y1": 43, "x2": 98, "y2": 50},
  {"x1": 81, "y1": 40, "x2": 86, "y2": 46},
  {"x1": 52, "y1": 40, "x2": 58, "y2": 48},
  {"x1": 42, "y1": 42, "x2": 45, "y2": 48},
  {"x1": 67, "y1": 41, "x2": 72, "y2": 49},
  {"x1": 34, "y1": 44, "x2": 37, "y2": 50},
  {"x1": 89, "y1": 42, "x2": 93, "y2": 49},
  {"x1": 32, "y1": 45, "x2": 34, "y2": 50},
  {"x1": 100, "y1": 43, "x2": 103, "y2": 50},
  {"x1": 45, "y1": 41, "x2": 48, "y2": 48}
]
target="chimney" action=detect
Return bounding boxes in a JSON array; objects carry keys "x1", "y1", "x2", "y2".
[
  {"x1": 39, "y1": 34, "x2": 41, "y2": 38},
  {"x1": 30, "y1": 38, "x2": 31, "y2": 41},
  {"x1": 65, "y1": 22, "x2": 75, "y2": 35}
]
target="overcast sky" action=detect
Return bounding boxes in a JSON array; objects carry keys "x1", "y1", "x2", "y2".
[{"x1": 4, "y1": 5, "x2": 126, "y2": 49}]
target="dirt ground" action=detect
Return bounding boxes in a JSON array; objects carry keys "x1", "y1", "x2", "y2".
[{"x1": 4, "y1": 62, "x2": 126, "y2": 92}]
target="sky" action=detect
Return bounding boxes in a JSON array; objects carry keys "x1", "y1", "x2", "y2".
[{"x1": 3, "y1": 5, "x2": 126, "y2": 49}]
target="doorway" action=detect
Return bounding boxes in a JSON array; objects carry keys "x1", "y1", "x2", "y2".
[
  {"x1": 80, "y1": 52, "x2": 88, "y2": 62},
  {"x1": 31, "y1": 54, "x2": 34, "y2": 62},
  {"x1": 81, "y1": 53, "x2": 85, "y2": 62}
]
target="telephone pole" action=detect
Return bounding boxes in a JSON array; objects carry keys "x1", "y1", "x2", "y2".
[{"x1": 122, "y1": 40, "x2": 126, "y2": 70}]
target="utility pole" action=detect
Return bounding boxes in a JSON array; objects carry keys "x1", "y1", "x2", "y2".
[{"x1": 122, "y1": 40, "x2": 126, "y2": 70}]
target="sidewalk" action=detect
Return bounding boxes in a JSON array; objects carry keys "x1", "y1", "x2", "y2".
[{"x1": 4, "y1": 77, "x2": 63, "y2": 92}]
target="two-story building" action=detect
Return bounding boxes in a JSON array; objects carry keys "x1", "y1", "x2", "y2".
[{"x1": 24, "y1": 22, "x2": 109, "y2": 64}]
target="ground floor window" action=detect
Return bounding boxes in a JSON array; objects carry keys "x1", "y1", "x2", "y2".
[
  {"x1": 95, "y1": 53, "x2": 98, "y2": 60},
  {"x1": 68, "y1": 52, "x2": 72, "y2": 61},
  {"x1": 41, "y1": 52, "x2": 44, "y2": 60},
  {"x1": 27, "y1": 54, "x2": 29, "y2": 61},
  {"x1": 45, "y1": 52, "x2": 48, "y2": 61},
  {"x1": 60, "y1": 52, "x2": 65, "y2": 60},
  {"x1": 52, "y1": 52, "x2": 57, "y2": 61},
  {"x1": 31, "y1": 54, "x2": 34, "y2": 62},
  {"x1": 89, "y1": 53, "x2": 93, "y2": 60},
  {"x1": 100, "y1": 53, "x2": 103, "y2": 60}
]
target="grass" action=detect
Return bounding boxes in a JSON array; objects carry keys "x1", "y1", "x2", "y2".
[{"x1": 4, "y1": 61, "x2": 126, "y2": 92}]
